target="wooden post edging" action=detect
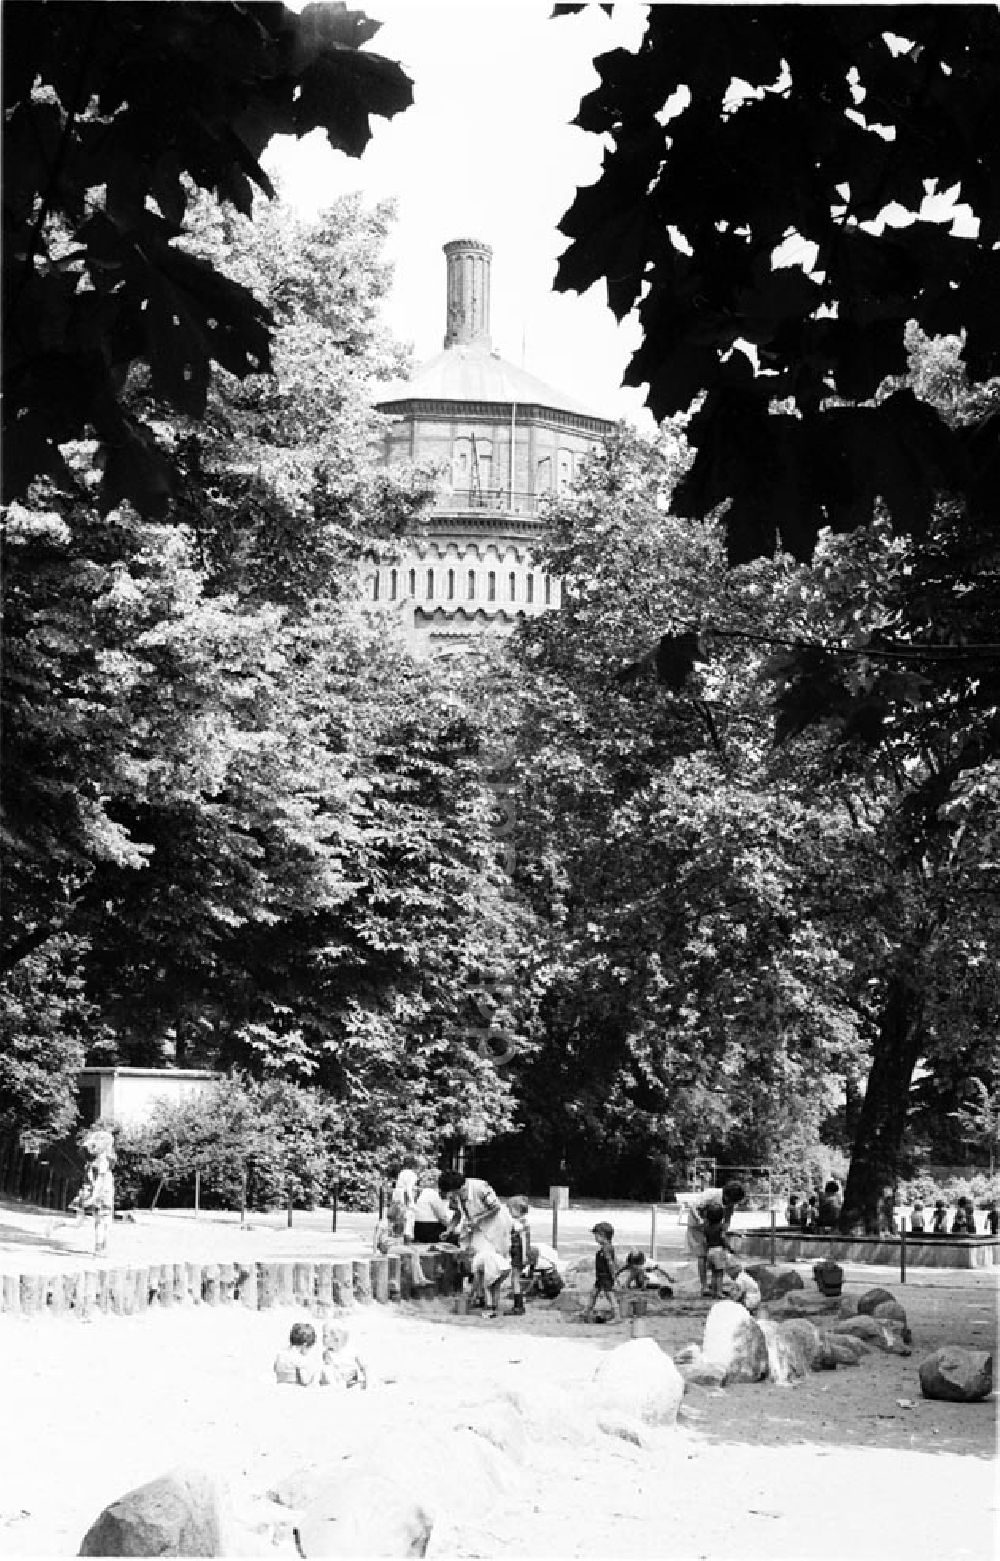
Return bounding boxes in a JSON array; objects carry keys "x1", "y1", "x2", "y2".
[{"x1": 1, "y1": 1248, "x2": 471, "y2": 1319}]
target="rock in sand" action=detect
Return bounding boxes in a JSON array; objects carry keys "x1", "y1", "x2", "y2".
[
  {"x1": 918, "y1": 1347, "x2": 993, "y2": 1403},
  {"x1": 702, "y1": 1299, "x2": 768, "y2": 1383},
  {"x1": 591, "y1": 1336, "x2": 685, "y2": 1425},
  {"x1": 745, "y1": 1264, "x2": 804, "y2": 1302},
  {"x1": 293, "y1": 1473, "x2": 432, "y2": 1557},
  {"x1": 857, "y1": 1287, "x2": 896, "y2": 1315},
  {"x1": 79, "y1": 1467, "x2": 226, "y2": 1556},
  {"x1": 758, "y1": 1318, "x2": 808, "y2": 1384}
]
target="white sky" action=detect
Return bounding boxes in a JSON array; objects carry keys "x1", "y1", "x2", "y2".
[{"x1": 264, "y1": 0, "x2": 655, "y2": 430}]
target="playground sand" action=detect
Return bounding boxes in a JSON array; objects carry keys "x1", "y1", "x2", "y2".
[{"x1": 0, "y1": 1271, "x2": 995, "y2": 1559}]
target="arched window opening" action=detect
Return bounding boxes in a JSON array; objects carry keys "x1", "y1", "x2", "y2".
[
  {"x1": 448, "y1": 568, "x2": 455, "y2": 600},
  {"x1": 390, "y1": 569, "x2": 398, "y2": 601},
  {"x1": 508, "y1": 571, "x2": 516, "y2": 602},
  {"x1": 408, "y1": 568, "x2": 416, "y2": 596},
  {"x1": 544, "y1": 574, "x2": 552, "y2": 605},
  {"x1": 372, "y1": 572, "x2": 380, "y2": 602},
  {"x1": 467, "y1": 569, "x2": 476, "y2": 600},
  {"x1": 526, "y1": 573, "x2": 534, "y2": 605},
  {"x1": 426, "y1": 568, "x2": 434, "y2": 599},
  {"x1": 487, "y1": 570, "x2": 496, "y2": 602}
]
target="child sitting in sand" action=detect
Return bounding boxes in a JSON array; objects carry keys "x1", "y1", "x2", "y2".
[
  {"x1": 274, "y1": 1321, "x2": 319, "y2": 1386},
  {"x1": 721, "y1": 1256, "x2": 761, "y2": 1313},
  {"x1": 524, "y1": 1243, "x2": 564, "y2": 1299},
  {"x1": 320, "y1": 1323, "x2": 367, "y2": 1389},
  {"x1": 583, "y1": 1222, "x2": 619, "y2": 1323}
]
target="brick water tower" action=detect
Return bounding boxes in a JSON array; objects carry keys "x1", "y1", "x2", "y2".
[{"x1": 372, "y1": 239, "x2": 614, "y2": 644}]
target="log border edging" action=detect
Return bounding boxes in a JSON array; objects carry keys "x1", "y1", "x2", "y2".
[{"x1": 0, "y1": 1250, "x2": 462, "y2": 1318}]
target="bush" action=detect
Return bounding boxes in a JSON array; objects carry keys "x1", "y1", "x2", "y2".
[{"x1": 109, "y1": 1074, "x2": 357, "y2": 1212}]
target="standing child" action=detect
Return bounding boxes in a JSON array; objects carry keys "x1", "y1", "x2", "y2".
[
  {"x1": 931, "y1": 1199, "x2": 948, "y2": 1234},
  {"x1": 507, "y1": 1195, "x2": 531, "y2": 1317},
  {"x1": 786, "y1": 1195, "x2": 800, "y2": 1228},
  {"x1": 90, "y1": 1153, "x2": 114, "y2": 1257},
  {"x1": 986, "y1": 1200, "x2": 999, "y2": 1237},
  {"x1": 274, "y1": 1322, "x2": 319, "y2": 1386},
  {"x1": 702, "y1": 1202, "x2": 731, "y2": 1298},
  {"x1": 909, "y1": 1201, "x2": 926, "y2": 1235},
  {"x1": 583, "y1": 1222, "x2": 620, "y2": 1323}
]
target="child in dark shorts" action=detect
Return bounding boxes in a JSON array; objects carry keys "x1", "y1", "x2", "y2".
[
  {"x1": 703, "y1": 1201, "x2": 732, "y2": 1298},
  {"x1": 584, "y1": 1221, "x2": 619, "y2": 1323}
]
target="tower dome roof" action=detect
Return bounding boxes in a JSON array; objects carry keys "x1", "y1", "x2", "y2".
[{"x1": 375, "y1": 344, "x2": 611, "y2": 423}]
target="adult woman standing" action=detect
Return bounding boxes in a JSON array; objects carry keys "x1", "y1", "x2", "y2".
[{"x1": 686, "y1": 1181, "x2": 745, "y2": 1295}]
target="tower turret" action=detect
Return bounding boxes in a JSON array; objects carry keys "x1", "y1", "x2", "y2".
[{"x1": 443, "y1": 238, "x2": 492, "y2": 350}]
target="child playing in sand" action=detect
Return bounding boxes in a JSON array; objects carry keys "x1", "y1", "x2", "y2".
[
  {"x1": 320, "y1": 1323, "x2": 367, "y2": 1389},
  {"x1": 274, "y1": 1321, "x2": 320, "y2": 1386},
  {"x1": 721, "y1": 1256, "x2": 761, "y2": 1313},
  {"x1": 618, "y1": 1249, "x2": 648, "y2": 1288},
  {"x1": 524, "y1": 1243, "x2": 564, "y2": 1299},
  {"x1": 507, "y1": 1195, "x2": 531, "y2": 1316},
  {"x1": 583, "y1": 1222, "x2": 619, "y2": 1323}
]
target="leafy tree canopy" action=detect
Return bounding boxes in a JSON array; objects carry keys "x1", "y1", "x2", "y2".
[
  {"x1": 2, "y1": 1, "x2": 412, "y2": 516},
  {"x1": 556, "y1": 5, "x2": 1000, "y2": 563}
]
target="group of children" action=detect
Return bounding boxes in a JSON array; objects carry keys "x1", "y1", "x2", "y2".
[
  {"x1": 912, "y1": 1196, "x2": 995, "y2": 1236},
  {"x1": 584, "y1": 1218, "x2": 759, "y2": 1323},
  {"x1": 785, "y1": 1182, "x2": 842, "y2": 1233},
  {"x1": 274, "y1": 1320, "x2": 368, "y2": 1390}
]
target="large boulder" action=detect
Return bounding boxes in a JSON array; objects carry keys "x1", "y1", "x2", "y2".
[
  {"x1": 293, "y1": 1474, "x2": 432, "y2": 1558},
  {"x1": 79, "y1": 1468, "x2": 226, "y2": 1556},
  {"x1": 702, "y1": 1299, "x2": 768, "y2": 1383},
  {"x1": 745, "y1": 1264, "x2": 804, "y2": 1302},
  {"x1": 918, "y1": 1347, "x2": 994, "y2": 1403},
  {"x1": 758, "y1": 1318, "x2": 808, "y2": 1384},
  {"x1": 857, "y1": 1287, "x2": 896, "y2": 1316},
  {"x1": 591, "y1": 1337, "x2": 685, "y2": 1425}
]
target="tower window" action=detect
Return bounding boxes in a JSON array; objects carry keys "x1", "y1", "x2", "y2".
[
  {"x1": 488, "y1": 570, "x2": 496, "y2": 602},
  {"x1": 408, "y1": 568, "x2": 416, "y2": 596},
  {"x1": 390, "y1": 569, "x2": 397, "y2": 601},
  {"x1": 526, "y1": 573, "x2": 534, "y2": 604},
  {"x1": 468, "y1": 569, "x2": 476, "y2": 600},
  {"x1": 448, "y1": 568, "x2": 455, "y2": 600},
  {"x1": 426, "y1": 568, "x2": 434, "y2": 599},
  {"x1": 544, "y1": 574, "x2": 552, "y2": 605},
  {"x1": 372, "y1": 572, "x2": 380, "y2": 602},
  {"x1": 508, "y1": 571, "x2": 516, "y2": 602}
]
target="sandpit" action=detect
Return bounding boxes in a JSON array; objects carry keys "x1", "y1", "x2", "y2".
[{"x1": 0, "y1": 1265, "x2": 995, "y2": 1560}]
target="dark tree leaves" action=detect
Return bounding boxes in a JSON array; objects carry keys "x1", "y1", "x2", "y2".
[
  {"x1": 556, "y1": 5, "x2": 1000, "y2": 560},
  {"x1": 2, "y1": 1, "x2": 412, "y2": 516}
]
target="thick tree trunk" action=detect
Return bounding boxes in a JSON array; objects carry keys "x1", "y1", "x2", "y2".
[{"x1": 841, "y1": 973, "x2": 924, "y2": 1234}]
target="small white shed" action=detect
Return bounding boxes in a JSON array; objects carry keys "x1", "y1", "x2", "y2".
[{"x1": 77, "y1": 1067, "x2": 217, "y2": 1129}]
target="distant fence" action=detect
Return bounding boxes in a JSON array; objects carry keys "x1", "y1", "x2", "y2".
[
  {"x1": 0, "y1": 1135, "x2": 81, "y2": 1212},
  {"x1": 0, "y1": 1249, "x2": 462, "y2": 1318}
]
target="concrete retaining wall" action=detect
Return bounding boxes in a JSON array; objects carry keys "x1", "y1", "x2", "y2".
[
  {"x1": 0, "y1": 1250, "x2": 463, "y2": 1318},
  {"x1": 741, "y1": 1230, "x2": 998, "y2": 1269}
]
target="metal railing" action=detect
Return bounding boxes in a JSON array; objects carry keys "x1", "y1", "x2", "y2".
[{"x1": 433, "y1": 487, "x2": 551, "y2": 517}]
